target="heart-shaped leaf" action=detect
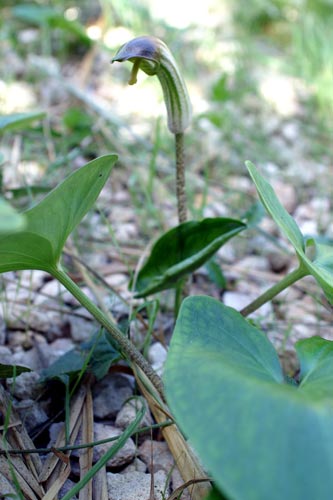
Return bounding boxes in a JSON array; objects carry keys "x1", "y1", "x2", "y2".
[
  {"x1": 0, "y1": 155, "x2": 117, "y2": 274},
  {"x1": 246, "y1": 161, "x2": 333, "y2": 303},
  {"x1": 164, "y1": 296, "x2": 333, "y2": 500},
  {"x1": 133, "y1": 218, "x2": 246, "y2": 297}
]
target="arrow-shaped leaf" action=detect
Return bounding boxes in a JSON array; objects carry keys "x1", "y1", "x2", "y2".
[
  {"x1": 246, "y1": 161, "x2": 333, "y2": 303},
  {"x1": 134, "y1": 217, "x2": 246, "y2": 297},
  {"x1": 0, "y1": 155, "x2": 117, "y2": 274},
  {"x1": 0, "y1": 111, "x2": 46, "y2": 132}
]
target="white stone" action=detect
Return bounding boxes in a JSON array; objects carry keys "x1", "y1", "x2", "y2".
[
  {"x1": 93, "y1": 423, "x2": 136, "y2": 467},
  {"x1": 37, "y1": 338, "x2": 75, "y2": 367},
  {"x1": 107, "y1": 470, "x2": 168, "y2": 500},
  {"x1": 36, "y1": 279, "x2": 74, "y2": 304},
  {"x1": 115, "y1": 397, "x2": 153, "y2": 431},
  {"x1": 223, "y1": 291, "x2": 273, "y2": 319},
  {"x1": 147, "y1": 343, "x2": 168, "y2": 376}
]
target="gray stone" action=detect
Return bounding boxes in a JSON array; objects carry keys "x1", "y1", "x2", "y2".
[
  {"x1": 139, "y1": 440, "x2": 174, "y2": 474},
  {"x1": 37, "y1": 338, "x2": 75, "y2": 367},
  {"x1": 49, "y1": 422, "x2": 64, "y2": 445},
  {"x1": 267, "y1": 252, "x2": 290, "y2": 273},
  {"x1": 6, "y1": 302, "x2": 65, "y2": 341},
  {"x1": 115, "y1": 397, "x2": 152, "y2": 432},
  {"x1": 14, "y1": 399, "x2": 48, "y2": 432},
  {"x1": 0, "y1": 315, "x2": 6, "y2": 345},
  {"x1": 7, "y1": 370, "x2": 40, "y2": 400},
  {"x1": 59, "y1": 479, "x2": 78, "y2": 499},
  {"x1": 0, "y1": 346, "x2": 13, "y2": 364},
  {"x1": 93, "y1": 423, "x2": 136, "y2": 467},
  {"x1": 93, "y1": 373, "x2": 134, "y2": 419},
  {"x1": 67, "y1": 315, "x2": 94, "y2": 342},
  {"x1": 107, "y1": 470, "x2": 169, "y2": 500},
  {"x1": 37, "y1": 278, "x2": 73, "y2": 303},
  {"x1": 122, "y1": 457, "x2": 147, "y2": 473},
  {"x1": 12, "y1": 346, "x2": 45, "y2": 371},
  {"x1": 236, "y1": 255, "x2": 269, "y2": 272}
]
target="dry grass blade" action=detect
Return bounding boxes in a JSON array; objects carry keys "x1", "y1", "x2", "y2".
[
  {"x1": 41, "y1": 465, "x2": 71, "y2": 500},
  {"x1": 133, "y1": 367, "x2": 211, "y2": 500},
  {"x1": 43, "y1": 410, "x2": 82, "y2": 498},
  {"x1": 92, "y1": 466, "x2": 108, "y2": 499},
  {"x1": 0, "y1": 455, "x2": 40, "y2": 500},
  {"x1": 0, "y1": 471, "x2": 17, "y2": 496},
  {"x1": 166, "y1": 479, "x2": 212, "y2": 500},
  {"x1": 39, "y1": 384, "x2": 86, "y2": 483},
  {"x1": 0, "y1": 385, "x2": 45, "y2": 498},
  {"x1": 0, "y1": 385, "x2": 43, "y2": 475},
  {"x1": 79, "y1": 380, "x2": 94, "y2": 500}
]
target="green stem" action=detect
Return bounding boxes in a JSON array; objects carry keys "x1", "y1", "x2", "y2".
[
  {"x1": 175, "y1": 132, "x2": 187, "y2": 223},
  {"x1": 240, "y1": 265, "x2": 308, "y2": 317},
  {"x1": 174, "y1": 280, "x2": 184, "y2": 318},
  {"x1": 51, "y1": 266, "x2": 164, "y2": 399}
]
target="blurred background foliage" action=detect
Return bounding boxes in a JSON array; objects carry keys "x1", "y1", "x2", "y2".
[
  {"x1": 1, "y1": 0, "x2": 333, "y2": 219},
  {"x1": 1, "y1": 0, "x2": 333, "y2": 114}
]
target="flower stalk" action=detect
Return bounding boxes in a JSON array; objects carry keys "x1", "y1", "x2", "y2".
[{"x1": 112, "y1": 35, "x2": 192, "y2": 223}]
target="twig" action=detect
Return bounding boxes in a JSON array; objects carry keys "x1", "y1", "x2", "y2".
[{"x1": 0, "y1": 420, "x2": 173, "y2": 456}]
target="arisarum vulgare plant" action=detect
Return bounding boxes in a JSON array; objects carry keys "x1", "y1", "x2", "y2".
[
  {"x1": 113, "y1": 36, "x2": 246, "y2": 314},
  {"x1": 112, "y1": 35, "x2": 192, "y2": 223}
]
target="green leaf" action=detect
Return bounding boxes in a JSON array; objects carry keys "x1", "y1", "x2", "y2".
[
  {"x1": 165, "y1": 296, "x2": 333, "y2": 500},
  {"x1": 12, "y1": 5, "x2": 91, "y2": 45},
  {"x1": 0, "y1": 364, "x2": 31, "y2": 378},
  {"x1": 205, "y1": 257, "x2": 227, "y2": 289},
  {"x1": 134, "y1": 218, "x2": 246, "y2": 297},
  {"x1": 0, "y1": 198, "x2": 26, "y2": 233},
  {"x1": 303, "y1": 239, "x2": 333, "y2": 303},
  {"x1": 296, "y1": 336, "x2": 333, "y2": 400},
  {"x1": 81, "y1": 330, "x2": 121, "y2": 380},
  {"x1": 242, "y1": 201, "x2": 265, "y2": 228},
  {"x1": 246, "y1": 161, "x2": 333, "y2": 303},
  {"x1": 0, "y1": 155, "x2": 117, "y2": 274},
  {"x1": 246, "y1": 161, "x2": 304, "y2": 253},
  {"x1": 0, "y1": 111, "x2": 46, "y2": 132},
  {"x1": 40, "y1": 349, "x2": 86, "y2": 385},
  {"x1": 205, "y1": 487, "x2": 229, "y2": 500},
  {"x1": 41, "y1": 330, "x2": 121, "y2": 384}
]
